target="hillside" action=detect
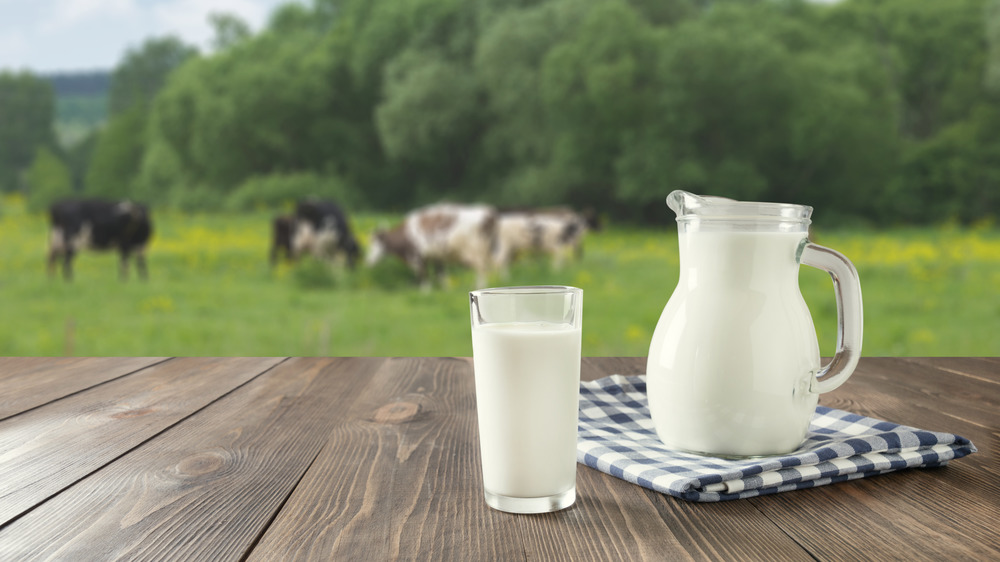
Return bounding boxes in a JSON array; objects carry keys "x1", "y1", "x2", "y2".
[{"x1": 42, "y1": 70, "x2": 111, "y2": 145}]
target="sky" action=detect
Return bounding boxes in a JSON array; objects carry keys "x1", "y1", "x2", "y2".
[{"x1": 0, "y1": 0, "x2": 299, "y2": 74}]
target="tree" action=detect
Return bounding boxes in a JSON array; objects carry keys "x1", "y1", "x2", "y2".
[
  {"x1": 890, "y1": 102, "x2": 1000, "y2": 223},
  {"x1": 109, "y1": 0, "x2": 1000, "y2": 222},
  {"x1": 140, "y1": 26, "x2": 341, "y2": 201},
  {"x1": 109, "y1": 36, "x2": 198, "y2": 116},
  {"x1": 375, "y1": 48, "x2": 482, "y2": 199},
  {"x1": 88, "y1": 36, "x2": 198, "y2": 201},
  {"x1": 613, "y1": 2, "x2": 899, "y2": 222},
  {"x1": 538, "y1": 0, "x2": 661, "y2": 211},
  {"x1": 826, "y1": 0, "x2": 993, "y2": 222},
  {"x1": 0, "y1": 72, "x2": 57, "y2": 192},
  {"x1": 473, "y1": 0, "x2": 590, "y2": 205},
  {"x1": 210, "y1": 13, "x2": 252, "y2": 52},
  {"x1": 85, "y1": 106, "x2": 148, "y2": 199},
  {"x1": 65, "y1": 130, "x2": 100, "y2": 192},
  {"x1": 25, "y1": 146, "x2": 72, "y2": 211}
]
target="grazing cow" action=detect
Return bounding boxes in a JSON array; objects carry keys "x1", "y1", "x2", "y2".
[
  {"x1": 366, "y1": 203, "x2": 499, "y2": 289},
  {"x1": 270, "y1": 199, "x2": 361, "y2": 268},
  {"x1": 47, "y1": 198, "x2": 153, "y2": 281},
  {"x1": 495, "y1": 207, "x2": 598, "y2": 272},
  {"x1": 269, "y1": 214, "x2": 296, "y2": 266}
]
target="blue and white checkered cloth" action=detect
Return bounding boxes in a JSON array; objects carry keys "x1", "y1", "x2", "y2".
[{"x1": 578, "y1": 375, "x2": 978, "y2": 502}]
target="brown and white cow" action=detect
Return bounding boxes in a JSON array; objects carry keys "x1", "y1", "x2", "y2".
[
  {"x1": 366, "y1": 203, "x2": 499, "y2": 289},
  {"x1": 495, "y1": 207, "x2": 598, "y2": 272}
]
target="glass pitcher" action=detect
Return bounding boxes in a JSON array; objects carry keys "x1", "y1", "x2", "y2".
[{"x1": 646, "y1": 191, "x2": 863, "y2": 457}]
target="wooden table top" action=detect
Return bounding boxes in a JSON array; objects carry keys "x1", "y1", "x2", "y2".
[{"x1": 0, "y1": 357, "x2": 996, "y2": 560}]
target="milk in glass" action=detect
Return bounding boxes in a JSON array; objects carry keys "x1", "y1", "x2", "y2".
[{"x1": 471, "y1": 321, "x2": 581, "y2": 498}]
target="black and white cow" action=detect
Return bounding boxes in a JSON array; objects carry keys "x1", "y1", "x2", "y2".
[
  {"x1": 47, "y1": 198, "x2": 153, "y2": 281},
  {"x1": 269, "y1": 214, "x2": 296, "y2": 266},
  {"x1": 270, "y1": 199, "x2": 361, "y2": 269}
]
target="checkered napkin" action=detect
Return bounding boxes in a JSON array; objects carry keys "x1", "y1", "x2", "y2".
[{"x1": 578, "y1": 375, "x2": 977, "y2": 502}]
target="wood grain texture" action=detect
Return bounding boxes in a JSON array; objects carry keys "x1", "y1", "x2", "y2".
[
  {"x1": 752, "y1": 357, "x2": 1000, "y2": 560},
  {"x1": 561, "y1": 358, "x2": 813, "y2": 561},
  {"x1": 0, "y1": 357, "x2": 386, "y2": 561},
  {"x1": 0, "y1": 357, "x2": 168, "y2": 420},
  {"x1": 247, "y1": 357, "x2": 490, "y2": 561},
  {"x1": 586, "y1": 358, "x2": 1000, "y2": 560},
  {"x1": 0, "y1": 357, "x2": 995, "y2": 561},
  {"x1": 248, "y1": 357, "x2": 812, "y2": 561},
  {"x1": 0, "y1": 356, "x2": 283, "y2": 526}
]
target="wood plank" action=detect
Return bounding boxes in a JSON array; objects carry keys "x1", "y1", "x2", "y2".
[
  {"x1": 247, "y1": 357, "x2": 502, "y2": 561},
  {"x1": 752, "y1": 473, "x2": 1000, "y2": 560},
  {"x1": 0, "y1": 357, "x2": 169, "y2": 420},
  {"x1": 0, "y1": 357, "x2": 993, "y2": 560},
  {"x1": 751, "y1": 357, "x2": 1000, "y2": 559},
  {"x1": 250, "y1": 357, "x2": 811, "y2": 561},
  {"x1": 821, "y1": 358, "x2": 996, "y2": 480},
  {"x1": 0, "y1": 357, "x2": 386, "y2": 561},
  {"x1": 575, "y1": 358, "x2": 812, "y2": 561},
  {"x1": 582, "y1": 358, "x2": 1000, "y2": 559},
  {"x1": 0, "y1": 356, "x2": 283, "y2": 527},
  {"x1": 899, "y1": 356, "x2": 1000, "y2": 386},
  {"x1": 582, "y1": 356, "x2": 645, "y2": 381}
]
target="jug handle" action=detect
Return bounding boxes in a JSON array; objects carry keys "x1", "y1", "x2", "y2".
[{"x1": 800, "y1": 243, "x2": 864, "y2": 394}]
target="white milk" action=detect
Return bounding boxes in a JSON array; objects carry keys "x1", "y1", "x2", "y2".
[
  {"x1": 646, "y1": 230, "x2": 821, "y2": 457},
  {"x1": 471, "y1": 321, "x2": 581, "y2": 498}
]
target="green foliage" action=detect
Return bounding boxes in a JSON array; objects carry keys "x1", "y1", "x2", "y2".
[
  {"x1": 85, "y1": 106, "x2": 147, "y2": 199},
  {"x1": 67, "y1": 36, "x2": 200, "y2": 204},
  {"x1": 209, "y1": 13, "x2": 252, "y2": 52},
  {"x1": 24, "y1": 147, "x2": 72, "y2": 211},
  {"x1": 64, "y1": 130, "x2": 100, "y2": 191},
  {"x1": 109, "y1": 36, "x2": 198, "y2": 116},
  {"x1": 539, "y1": 0, "x2": 661, "y2": 209},
  {"x1": 375, "y1": 48, "x2": 482, "y2": 197},
  {"x1": 43, "y1": 71, "x2": 110, "y2": 97},
  {"x1": 18, "y1": 0, "x2": 998, "y2": 223},
  {"x1": 164, "y1": 184, "x2": 229, "y2": 212},
  {"x1": 226, "y1": 172, "x2": 356, "y2": 211},
  {"x1": 614, "y1": 2, "x2": 901, "y2": 223},
  {"x1": 890, "y1": 103, "x2": 1000, "y2": 223},
  {"x1": 53, "y1": 93, "x2": 108, "y2": 146},
  {"x1": 0, "y1": 71, "x2": 58, "y2": 192},
  {"x1": 142, "y1": 30, "x2": 341, "y2": 196}
]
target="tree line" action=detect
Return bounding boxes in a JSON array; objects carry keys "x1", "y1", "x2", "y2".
[
  {"x1": 44, "y1": 71, "x2": 111, "y2": 97},
  {"x1": 1, "y1": 0, "x2": 997, "y2": 226}
]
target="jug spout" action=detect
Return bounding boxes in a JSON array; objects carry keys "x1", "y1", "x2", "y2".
[
  {"x1": 666, "y1": 190, "x2": 739, "y2": 219},
  {"x1": 667, "y1": 190, "x2": 701, "y2": 218},
  {"x1": 666, "y1": 189, "x2": 812, "y2": 229}
]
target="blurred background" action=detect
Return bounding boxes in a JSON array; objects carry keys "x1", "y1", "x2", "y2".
[{"x1": 1, "y1": 0, "x2": 997, "y2": 357}]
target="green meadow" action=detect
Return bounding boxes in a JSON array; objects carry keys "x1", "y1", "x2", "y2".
[{"x1": 1, "y1": 196, "x2": 997, "y2": 357}]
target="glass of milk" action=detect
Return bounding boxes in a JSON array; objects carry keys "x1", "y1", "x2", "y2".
[{"x1": 469, "y1": 286, "x2": 583, "y2": 514}]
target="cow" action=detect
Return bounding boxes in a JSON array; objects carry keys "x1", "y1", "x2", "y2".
[
  {"x1": 269, "y1": 199, "x2": 361, "y2": 269},
  {"x1": 495, "y1": 207, "x2": 599, "y2": 272},
  {"x1": 47, "y1": 198, "x2": 153, "y2": 281},
  {"x1": 269, "y1": 214, "x2": 296, "y2": 266},
  {"x1": 366, "y1": 203, "x2": 499, "y2": 289}
]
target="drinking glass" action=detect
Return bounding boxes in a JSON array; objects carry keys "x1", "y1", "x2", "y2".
[{"x1": 469, "y1": 286, "x2": 583, "y2": 514}]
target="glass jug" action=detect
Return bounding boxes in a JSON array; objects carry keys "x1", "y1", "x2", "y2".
[{"x1": 646, "y1": 191, "x2": 863, "y2": 457}]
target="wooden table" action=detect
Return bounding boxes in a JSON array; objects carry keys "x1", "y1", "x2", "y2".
[{"x1": 0, "y1": 357, "x2": 996, "y2": 560}]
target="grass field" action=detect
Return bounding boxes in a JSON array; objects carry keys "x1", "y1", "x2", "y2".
[{"x1": 1, "y1": 195, "x2": 997, "y2": 357}]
